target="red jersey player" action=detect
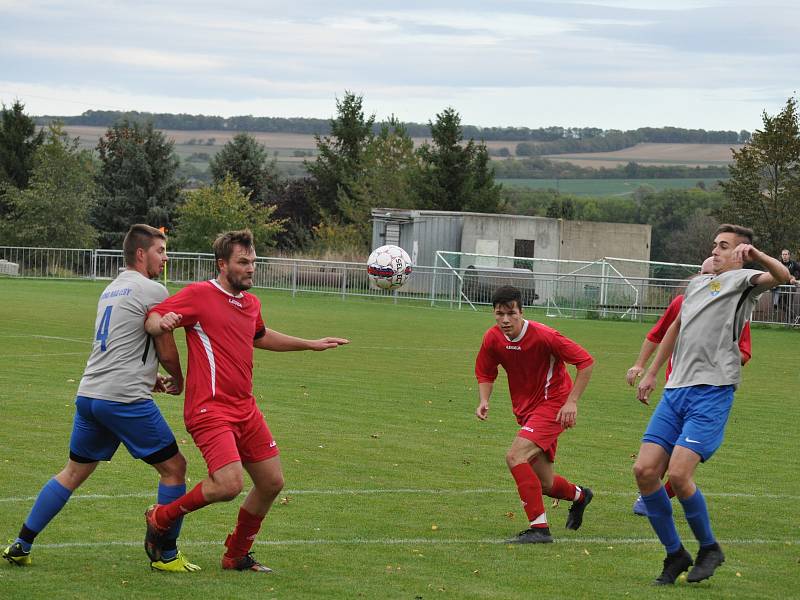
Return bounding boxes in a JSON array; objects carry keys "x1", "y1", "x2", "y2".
[
  {"x1": 626, "y1": 257, "x2": 752, "y2": 517},
  {"x1": 475, "y1": 286, "x2": 594, "y2": 543},
  {"x1": 143, "y1": 229, "x2": 348, "y2": 572}
]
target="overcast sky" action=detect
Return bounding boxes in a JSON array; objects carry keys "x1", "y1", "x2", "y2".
[{"x1": 1, "y1": 0, "x2": 797, "y2": 131}]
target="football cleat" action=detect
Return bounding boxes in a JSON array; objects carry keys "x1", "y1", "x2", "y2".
[
  {"x1": 687, "y1": 543, "x2": 725, "y2": 583},
  {"x1": 654, "y1": 546, "x2": 693, "y2": 585},
  {"x1": 221, "y1": 552, "x2": 273, "y2": 572},
  {"x1": 565, "y1": 487, "x2": 593, "y2": 530},
  {"x1": 632, "y1": 494, "x2": 648, "y2": 516},
  {"x1": 150, "y1": 551, "x2": 201, "y2": 572},
  {"x1": 144, "y1": 505, "x2": 169, "y2": 562},
  {"x1": 506, "y1": 527, "x2": 554, "y2": 544},
  {"x1": 2, "y1": 541, "x2": 31, "y2": 567}
]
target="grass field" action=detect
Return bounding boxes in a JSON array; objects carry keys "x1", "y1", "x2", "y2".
[
  {"x1": 1, "y1": 279, "x2": 798, "y2": 599},
  {"x1": 543, "y1": 143, "x2": 742, "y2": 168},
  {"x1": 497, "y1": 178, "x2": 724, "y2": 196}
]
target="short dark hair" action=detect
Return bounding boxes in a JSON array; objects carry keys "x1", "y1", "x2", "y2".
[
  {"x1": 212, "y1": 229, "x2": 254, "y2": 263},
  {"x1": 122, "y1": 224, "x2": 165, "y2": 266},
  {"x1": 492, "y1": 286, "x2": 523, "y2": 310},
  {"x1": 715, "y1": 224, "x2": 754, "y2": 244}
]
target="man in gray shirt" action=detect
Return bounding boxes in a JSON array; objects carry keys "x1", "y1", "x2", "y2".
[
  {"x1": 633, "y1": 224, "x2": 790, "y2": 585},
  {"x1": 3, "y1": 225, "x2": 199, "y2": 572}
]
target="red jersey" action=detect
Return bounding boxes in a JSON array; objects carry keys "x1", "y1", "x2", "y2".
[
  {"x1": 475, "y1": 320, "x2": 594, "y2": 424},
  {"x1": 151, "y1": 280, "x2": 266, "y2": 424},
  {"x1": 647, "y1": 295, "x2": 752, "y2": 380}
]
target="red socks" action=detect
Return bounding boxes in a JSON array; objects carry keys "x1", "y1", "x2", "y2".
[
  {"x1": 157, "y1": 483, "x2": 209, "y2": 528},
  {"x1": 510, "y1": 463, "x2": 547, "y2": 526},
  {"x1": 664, "y1": 480, "x2": 675, "y2": 498},
  {"x1": 224, "y1": 507, "x2": 265, "y2": 559},
  {"x1": 549, "y1": 475, "x2": 583, "y2": 502}
]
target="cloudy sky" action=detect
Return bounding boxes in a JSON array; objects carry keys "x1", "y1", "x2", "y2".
[{"x1": 1, "y1": 0, "x2": 797, "y2": 131}]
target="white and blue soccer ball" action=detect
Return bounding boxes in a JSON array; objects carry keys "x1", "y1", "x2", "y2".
[{"x1": 367, "y1": 245, "x2": 412, "y2": 290}]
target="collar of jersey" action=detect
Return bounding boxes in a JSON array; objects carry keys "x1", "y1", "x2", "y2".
[
  {"x1": 209, "y1": 278, "x2": 245, "y2": 299},
  {"x1": 503, "y1": 319, "x2": 529, "y2": 343}
]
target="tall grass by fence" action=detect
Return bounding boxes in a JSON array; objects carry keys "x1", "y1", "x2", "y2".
[{"x1": 1, "y1": 246, "x2": 798, "y2": 327}]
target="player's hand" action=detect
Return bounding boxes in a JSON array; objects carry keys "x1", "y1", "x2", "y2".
[
  {"x1": 626, "y1": 365, "x2": 644, "y2": 386},
  {"x1": 475, "y1": 402, "x2": 489, "y2": 421},
  {"x1": 152, "y1": 374, "x2": 168, "y2": 393},
  {"x1": 160, "y1": 312, "x2": 182, "y2": 332},
  {"x1": 732, "y1": 243, "x2": 760, "y2": 264},
  {"x1": 163, "y1": 375, "x2": 184, "y2": 395},
  {"x1": 637, "y1": 373, "x2": 656, "y2": 405},
  {"x1": 310, "y1": 337, "x2": 349, "y2": 351},
  {"x1": 556, "y1": 400, "x2": 577, "y2": 428}
]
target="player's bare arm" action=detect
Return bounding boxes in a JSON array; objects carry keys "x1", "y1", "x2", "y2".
[
  {"x1": 638, "y1": 317, "x2": 680, "y2": 404},
  {"x1": 154, "y1": 332, "x2": 184, "y2": 395},
  {"x1": 476, "y1": 381, "x2": 493, "y2": 420},
  {"x1": 145, "y1": 311, "x2": 182, "y2": 336},
  {"x1": 627, "y1": 338, "x2": 658, "y2": 385},
  {"x1": 734, "y1": 244, "x2": 792, "y2": 290},
  {"x1": 254, "y1": 328, "x2": 349, "y2": 352},
  {"x1": 557, "y1": 363, "x2": 593, "y2": 428}
]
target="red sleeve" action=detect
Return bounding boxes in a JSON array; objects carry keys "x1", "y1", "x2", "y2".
[
  {"x1": 475, "y1": 332, "x2": 499, "y2": 384},
  {"x1": 148, "y1": 284, "x2": 202, "y2": 329},
  {"x1": 646, "y1": 295, "x2": 683, "y2": 343},
  {"x1": 738, "y1": 321, "x2": 752, "y2": 365},
  {"x1": 548, "y1": 329, "x2": 594, "y2": 370},
  {"x1": 254, "y1": 297, "x2": 266, "y2": 339}
]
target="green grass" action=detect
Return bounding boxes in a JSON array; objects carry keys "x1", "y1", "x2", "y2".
[
  {"x1": 0, "y1": 279, "x2": 798, "y2": 599},
  {"x1": 498, "y1": 178, "x2": 725, "y2": 196}
]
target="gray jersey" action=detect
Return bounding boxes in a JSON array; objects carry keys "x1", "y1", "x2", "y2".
[
  {"x1": 666, "y1": 268, "x2": 763, "y2": 389},
  {"x1": 77, "y1": 270, "x2": 168, "y2": 403}
]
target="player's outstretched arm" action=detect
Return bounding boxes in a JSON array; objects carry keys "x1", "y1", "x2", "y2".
[
  {"x1": 627, "y1": 338, "x2": 658, "y2": 385},
  {"x1": 476, "y1": 382, "x2": 493, "y2": 420},
  {"x1": 637, "y1": 317, "x2": 680, "y2": 405},
  {"x1": 254, "y1": 328, "x2": 349, "y2": 352}
]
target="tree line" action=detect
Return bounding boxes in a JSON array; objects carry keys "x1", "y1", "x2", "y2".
[
  {"x1": 35, "y1": 110, "x2": 750, "y2": 145},
  {"x1": 3, "y1": 94, "x2": 798, "y2": 262},
  {"x1": 493, "y1": 158, "x2": 730, "y2": 180}
]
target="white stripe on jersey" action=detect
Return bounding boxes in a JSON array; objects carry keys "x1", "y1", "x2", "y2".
[
  {"x1": 194, "y1": 322, "x2": 216, "y2": 398},
  {"x1": 543, "y1": 355, "x2": 556, "y2": 400}
]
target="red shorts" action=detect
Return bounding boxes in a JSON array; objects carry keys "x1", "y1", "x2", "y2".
[
  {"x1": 516, "y1": 402, "x2": 565, "y2": 463},
  {"x1": 188, "y1": 408, "x2": 279, "y2": 475}
]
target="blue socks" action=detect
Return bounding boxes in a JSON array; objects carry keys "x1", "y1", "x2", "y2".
[
  {"x1": 679, "y1": 487, "x2": 716, "y2": 548},
  {"x1": 17, "y1": 478, "x2": 73, "y2": 551},
  {"x1": 157, "y1": 482, "x2": 186, "y2": 560},
  {"x1": 642, "y1": 486, "x2": 682, "y2": 554}
]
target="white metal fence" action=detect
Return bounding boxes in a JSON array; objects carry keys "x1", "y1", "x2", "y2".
[{"x1": 2, "y1": 246, "x2": 798, "y2": 327}]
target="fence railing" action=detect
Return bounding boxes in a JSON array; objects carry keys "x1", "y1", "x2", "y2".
[{"x1": 2, "y1": 246, "x2": 798, "y2": 327}]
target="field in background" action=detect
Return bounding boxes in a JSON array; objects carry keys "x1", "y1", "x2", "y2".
[
  {"x1": 543, "y1": 143, "x2": 741, "y2": 168},
  {"x1": 0, "y1": 279, "x2": 797, "y2": 599},
  {"x1": 62, "y1": 126, "x2": 739, "y2": 179},
  {"x1": 498, "y1": 178, "x2": 724, "y2": 196}
]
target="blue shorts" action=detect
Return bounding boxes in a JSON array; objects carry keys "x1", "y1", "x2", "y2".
[
  {"x1": 642, "y1": 385, "x2": 734, "y2": 462},
  {"x1": 69, "y1": 396, "x2": 177, "y2": 464}
]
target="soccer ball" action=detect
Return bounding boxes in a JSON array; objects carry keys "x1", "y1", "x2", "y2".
[{"x1": 367, "y1": 245, "x2": 412, "y2": 290}]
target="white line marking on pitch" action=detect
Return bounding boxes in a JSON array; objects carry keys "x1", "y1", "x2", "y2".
[
  {"x1": 1, "y1": 489, "x2": 798, "y2": 503},
  {"x1": 31, "y1": 537, "x2": 800, "y2": 550}
]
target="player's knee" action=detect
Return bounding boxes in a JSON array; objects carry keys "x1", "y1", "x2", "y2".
[
  {"x1": 505, "y1": 450, "x2": 525, "y2": 468},
  {"x1": 632, "y1": 461, "x2": 658, "y2": 485},
  {"x1": 163, "y1": 453, "x2": 187, "y2": 479},
  {"x1": 219, "y1": 479, "x2": 244, "y2": 501}
]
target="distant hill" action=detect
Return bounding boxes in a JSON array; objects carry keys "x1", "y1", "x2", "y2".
[{"x1": 36, "y1": 110, "x2": 750, "y2": 146}]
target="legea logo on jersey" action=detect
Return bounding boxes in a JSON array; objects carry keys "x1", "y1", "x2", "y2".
[
  {"x1": 228, "y1": 298, "x2": 243, "y2": 308},
  {"x1": 708, "y1": 280, "x2": 721, "y2": 297},
  {"x1": 506, "y1": 345, "x2": 522, "y2": 351}
]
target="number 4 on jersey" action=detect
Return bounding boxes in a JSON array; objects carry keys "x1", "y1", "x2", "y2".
[{"x1": 96, "y1": 305, "x2": 112, "y2": 351}]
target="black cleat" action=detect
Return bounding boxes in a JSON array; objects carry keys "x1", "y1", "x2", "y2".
[
  {"x1": 565, "y1": 487, "x2": 593, "y2": 530},
  {"x1": 687, "y1": 543, "x2": 725, "y2": 583},
  {"x1": 506, "y1": 527, "x2": 554, "y2": 544},
  {"x1": 654, "y1": 546, "x2": 693, "y2": 585}
]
